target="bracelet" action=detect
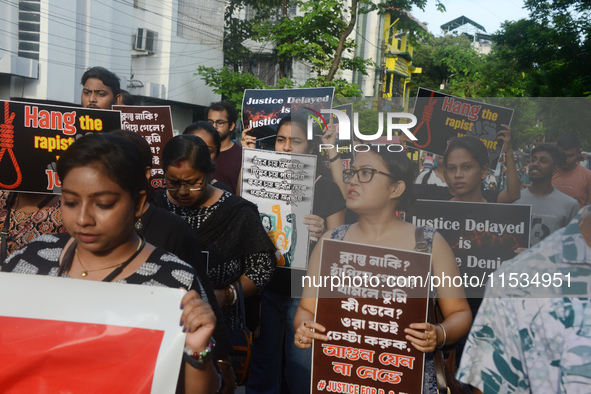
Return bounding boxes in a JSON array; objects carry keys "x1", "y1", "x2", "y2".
[
  {"x1": 436, "y1": 323, "x2": 447, "y2": 348},
  {"x1": 328, "y1": 152, "x2": 341, "y2": 162},
  {"x1": 183, "y1": 338, "x2": 216, "y2": 370}
]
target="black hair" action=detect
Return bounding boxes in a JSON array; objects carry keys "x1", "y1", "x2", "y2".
[
  {"x1": 183, "y1": 121, "x2": 221, "y2": 158},
  {"x1": 162, "y1": 135, "x2": 216, "y2": 176},
  {"x1": 57, "y1": 133, "x2": 146, "y2": 199},
  {"x1": 443, "y1": 136, "x2": 489, "y2": 169},
  {"x1": 531, "y1": 144, "x2": 566, "y2": 167},
  {"x1": 365, "y1": 148, "x2": 416, "y2": 212},
  {"x1": 109, "y1": 129, "x2": 155, "y2": 204},
  {"x1": 118, "y1": 90, "x2": 134, "y2": 105},
  {"x1": 556, "y1": 134, "x2": 582, "y2": 151},
  {"x1": 109, "y1": 129, "x2": 152, "y2": 168},
  {"x1": 81, "y1": 66, "x2": 121, "y2": 97},
  {"x1": 205, "y1": 101, "x2": 238, "y2": 126}
]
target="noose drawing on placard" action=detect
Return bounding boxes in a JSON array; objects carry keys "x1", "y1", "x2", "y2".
[
  {"x1": 411, "y1": 90, "x2": 437, "y2": 149},
  {"x1": 0, "y1": 101, "x2": 23, "y2": 189}
]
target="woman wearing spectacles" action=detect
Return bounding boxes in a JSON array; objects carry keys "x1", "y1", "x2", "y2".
[
  {"x1": 294, "y1": 147, "x2": 472, "y2": 394},
  {"x1": 1, "y1": 134, "x2": 220, "y2": 393},
  {"x1": 160, "y1": 135, "x2": 276, "y2": 337}
]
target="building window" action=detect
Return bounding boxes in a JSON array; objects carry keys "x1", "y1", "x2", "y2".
[
  {"x1": 18, "y1": 0, "x2": 40, "y2": 60},
  {"x1": 246, "y1": 56, "x2": 276, "y2": 86},
  {"x1": 177, "y1": 0, "x2": 223, "y2": 48}
]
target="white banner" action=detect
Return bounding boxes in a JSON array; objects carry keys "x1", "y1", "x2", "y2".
[
  {"x1": 0, "y1": 272, "x2": 186, "y2": 393},
  {"x1": 241, "y1": 148, "x2": 317, "y2": 269}
]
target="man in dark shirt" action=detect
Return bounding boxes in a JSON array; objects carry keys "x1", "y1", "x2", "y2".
[{"x1": 205, "y1": 101, "x2": 242, "y2": 194}]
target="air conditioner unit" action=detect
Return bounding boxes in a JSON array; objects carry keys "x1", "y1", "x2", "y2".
[{"x1": 133, "y1": 28, "x2": 157, "y2": 53}]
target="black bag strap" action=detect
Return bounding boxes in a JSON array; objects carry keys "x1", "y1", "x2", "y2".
[
  {"x1": 421, "y1": 168, "x2": 435, "y2": 185},
  {"x1": 101, "y1": 237, "x2": 146, "y2": 282},
  {"x1": 57, "y1": 237, "x2": 145, "y2": 282},
  {"x1": 1, "y1": 192, "x2": 17, "y2": 263}
]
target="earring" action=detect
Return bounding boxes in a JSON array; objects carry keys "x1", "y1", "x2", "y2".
[{"x1": 134, "y1": 212, "x2": 143, "y2": 231}]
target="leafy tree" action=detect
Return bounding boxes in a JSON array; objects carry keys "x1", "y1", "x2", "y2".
[
  {"x1": 492, "y1": 0, "x2": 591, "y2": 97},
  {"x1": 200, "y1": 0, "x2": 444, "y2": 104},
  {"x1": 411, "y1": 34, "x2": 484, "y2": 97}
]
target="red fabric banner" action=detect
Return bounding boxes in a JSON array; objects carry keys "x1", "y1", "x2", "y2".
[{"x1": 0, "y1": 316, "x2": 164, "y2": 393}]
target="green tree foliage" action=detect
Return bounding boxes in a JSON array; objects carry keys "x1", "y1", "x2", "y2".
[
  {"x1": 493, "y1": 0, "x2": 591, "y2": 97},
  {"x1": 411, "y1": 34, "x2": 483, "y2": 97},
  {"x1": 200, "y1": 0, "x2": 444, "y2": 107}
]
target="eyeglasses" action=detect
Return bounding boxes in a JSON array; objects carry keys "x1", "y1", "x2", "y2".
[
  {"x1": 342, "y1": 168, "x2": 397, "y2": 184},
  {"x1": 165, "y1": 177, "x2": 206, "y2": 191},
  {"x1": 207, "y1": 119, "x2": 230, "y2": 127}
]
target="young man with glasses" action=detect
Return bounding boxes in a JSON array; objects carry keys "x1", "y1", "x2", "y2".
[{"x1": 205, "y1": 101, "x2": 241, "y2": 194}]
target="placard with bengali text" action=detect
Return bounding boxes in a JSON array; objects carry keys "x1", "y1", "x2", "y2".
[{"x1": 311, "y1": 239, "x2": 432, "y2": 394}]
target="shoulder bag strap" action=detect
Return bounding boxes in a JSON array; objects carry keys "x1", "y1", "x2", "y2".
[{"x1": 421, "y1": 169, "x2": 434, "y2": 185}]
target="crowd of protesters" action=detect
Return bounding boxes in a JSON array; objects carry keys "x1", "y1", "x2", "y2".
[{"x1": 1, "y1": 66, "x2": 590, "y2": 393}]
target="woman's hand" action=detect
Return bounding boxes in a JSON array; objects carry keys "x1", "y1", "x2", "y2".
[
  {"x1": 180, "y1": 289, "x2": 216, "y2": 353},
  {"x1": 304, "y1": 214, "x2": 325, "y2": 241},
  {"x1": 240, "y1": 127, "x2": 256, "y2": 149},
  {"x1": 320, "y1": 117, "x2": 337, "y2": 146},
  {"x1": 404, "y1": 322, "x2": 438, "y2": 353},
  {"x1": 498, "y1": 124, "x2": 512, "y2": 153},
  {"x1": 294, "y1": 320, "x2": 328, "y2": 349}
]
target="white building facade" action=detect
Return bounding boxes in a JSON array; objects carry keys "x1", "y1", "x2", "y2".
[{"x1": 0, "y1": 0, "x2": 224, "y2": 129}]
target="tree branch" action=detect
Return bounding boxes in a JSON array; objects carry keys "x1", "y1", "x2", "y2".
[{"x1": 326, "y1": 0, "x2": 358, "y2": 81}]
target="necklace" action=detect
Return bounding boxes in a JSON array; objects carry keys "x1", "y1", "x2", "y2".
[{"x1": 76, "y1": 238, "x2": 143, "y2": 277}]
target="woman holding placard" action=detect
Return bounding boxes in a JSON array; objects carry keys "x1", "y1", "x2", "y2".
[
  {"x1": 1, "y1": 134, "x2": 220, "y2": 393},
  {"x1": 294, "y1": 147, "x2": 472, "y2": 393},
  {"x1": 241, "y1": 115, "x2": 346, "y2": 393}
]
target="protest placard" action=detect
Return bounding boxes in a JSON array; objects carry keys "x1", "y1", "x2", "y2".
[
  {"x1": 241, "y1": 148, "x2": 316, "y2": 270},
  {"x1": 407, "y1": 200, "x2": 530, "y2": 299},
  {"x1": 0, "y1": 100, "x2": 121, "y2": 193},
  {"x1": 113, "y1": 105, "x2": 174, "y2": 190},
  {"x1": 311, "y1": 239, "x2": 431, "y2": 394},
  {"x1": 241, "y1": 87, "x2": 334, "y2": 140},
  {"x1": 0, "y1": 272, "x2": 185, "y2": 393},
  {"x1": 411, "y1": 88, "x2": 514, "y2": 169}
]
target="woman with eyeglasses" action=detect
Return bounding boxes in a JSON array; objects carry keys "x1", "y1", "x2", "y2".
[
  {"x1": 182, "y1": 121, "x2": 232, "y2": 193},
  {"x1": 160, "y1": 134, "x2": 276, "y2": 336},
  {"x1": 1, "y1": 134, "x2": 220, "y2": 393},
  {"x1": 294, "y1": 147, "x2": 472, "y2": 394}
]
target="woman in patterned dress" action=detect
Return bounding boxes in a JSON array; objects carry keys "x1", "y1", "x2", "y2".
[
  {"x1": 1, "y1": 133, "x2": 220, "y2": 393},
  {"x1": 160, "y1": 134, "x2": 276, "y2": 332}
]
